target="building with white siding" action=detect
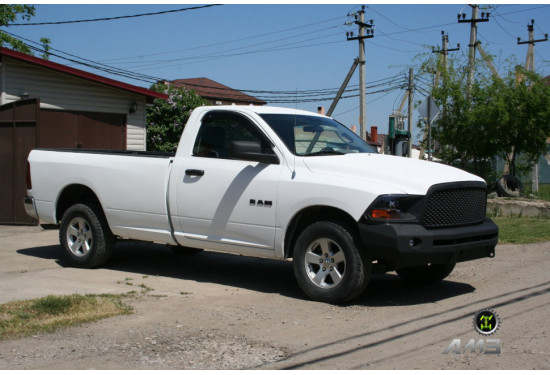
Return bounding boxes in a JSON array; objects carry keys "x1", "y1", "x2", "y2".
[{"x1": 0, "y1": 47, "x2": 166, "y2": 151}]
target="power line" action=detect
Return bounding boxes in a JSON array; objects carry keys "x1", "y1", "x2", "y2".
[
  {"x1": 3, "y1": 30, "x2": 406, "y2": 102},
  {"x1": 381, "y1": 21, "x2": 457, "y2": 37},
  {"x1": 366, "y1": 5, "x2": 424, "y2": 34},
  {"x1": 490, "y1": 6, "x2": 522, "y2": 25},
  {"x1": 256, "y1": 80, "x2": 405, "y2": 101},
  {"x1": 100, "y1": 14, "x2": 348, "y2": 63},
  {"x1": 8, "y1": 4, "x2": 223, "y2": 26},
  {"x1": 112, "y1": 26, "x2": 343, "y2": 69},
  {"x1": 265, "y1": 86, "x2": 403, "y2": 103},
  {"x1": 490, "y1": 12, "x2": 520, "y2": 40},
  {"x1": 478, "y1": 31, "x2": 510, "y2": 45},
  {"x1": 368, "y1": 40, "x2": 417, "y2": 53},
  {"x1": 374, "y1": 29, "x2": 428, "y2": 48},
  {"x1": 493, "y1": 4, "x2": 550, "y2": 17},
  {"x1": 333, "y1": 89, "x2": 400, "y2": 117},
  {"x1": 2, "y1": 30, "x2": 161, "y2": 83},
  {"x1": 129, "y1": 39, "x2": 347, "y2": 72}
]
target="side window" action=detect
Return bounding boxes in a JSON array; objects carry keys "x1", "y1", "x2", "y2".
[{"x1": 193, "y1": 111, "x2": 265, "y2": 160}]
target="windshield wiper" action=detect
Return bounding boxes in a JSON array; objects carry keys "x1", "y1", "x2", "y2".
[{"x1": 304, "y1": 150, "x2": 346, "y2": 157}]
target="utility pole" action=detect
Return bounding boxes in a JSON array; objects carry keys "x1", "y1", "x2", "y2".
[
  {"x1": 477, "y1": 42, "x2": 500, "y2": 78},
  {"x1": 518, "y1": 20, "x2": 548, "y2": 72},
  {"x1": 347, "y1": 5, "x2": 374, "y2": 140},
  {"x1": 419, "y1": 32, "x2": 459, "y2": 160},
  {"x1": 326, "y1": 58, "x2": 359, "y2": 117},
  {"x1": 517, "y1": 19, "x2": 548, "y2": 194},
  {"x1": 407, "y1": 68, "x2": 413, "y2": 158},
  {"x1": 458, "y1": 5, "x2": 489, "y2": 91},
  {"x1": 432, "y1": 31, "x2": 460, "y2": 86}
]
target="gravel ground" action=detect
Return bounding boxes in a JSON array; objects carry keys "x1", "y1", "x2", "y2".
[{"x1": 0, "y1": 225, "x2": 549, "y2": 370}]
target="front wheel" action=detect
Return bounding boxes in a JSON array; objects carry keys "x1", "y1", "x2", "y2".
[
  {"x1": 396, "y1": 262, "x2": 456, "y2": 284},
  {"x1": 59, "y1": 203, "x2": 114, "y2": 268},
  {"x1": 292, "y1": 221, "x2": 370, "y2": 304}
]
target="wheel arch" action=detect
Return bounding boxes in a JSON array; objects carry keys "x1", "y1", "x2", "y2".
[
  {"x1": 284, "y1": 205, "x2": 358, "y2": 259},
  {"x1": 55, "y1": 184, "x2": 105, "y2": 224}
]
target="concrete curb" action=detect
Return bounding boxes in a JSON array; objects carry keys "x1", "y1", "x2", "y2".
[{"x1": 487, "y1": 198, "x2": 550, "y2": 218}]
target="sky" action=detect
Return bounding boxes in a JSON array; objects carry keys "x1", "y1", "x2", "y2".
[{"x1": 4, "y1": 2, "x2": 550, "y2": 142}]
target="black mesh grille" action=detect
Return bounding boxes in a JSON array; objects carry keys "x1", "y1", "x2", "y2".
[{"x1": 422, "y1": 186, "x2": 487, "y2": 228}]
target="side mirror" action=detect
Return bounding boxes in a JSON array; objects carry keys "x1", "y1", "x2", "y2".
[{"x1": 229, "y1": 141, "x2": 280, "y2": 164}]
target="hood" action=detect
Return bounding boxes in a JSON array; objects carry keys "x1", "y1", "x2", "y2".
[{"x1": 302, "y1": 153, "x2": 484, "y2": 195}]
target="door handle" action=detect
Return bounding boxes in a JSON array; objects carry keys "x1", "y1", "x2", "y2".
[{"x1": 185, "y1": 169, "x2": 204, "y2": 176}]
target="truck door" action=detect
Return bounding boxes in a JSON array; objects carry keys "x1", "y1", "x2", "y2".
[{"x1": 172, "y1": 110, "x2": 282, "y2": 254}]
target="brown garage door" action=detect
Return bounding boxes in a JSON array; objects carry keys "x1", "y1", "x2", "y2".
[
  {"x1": 0, "y1": 106, "x2": 127, "y2": 225},
  {"x1": 39, "y1": 110, "x2": 126, "y2": 149},
  {"x1": 0, "y1": 99, "x2": 39, "y2": 225}
]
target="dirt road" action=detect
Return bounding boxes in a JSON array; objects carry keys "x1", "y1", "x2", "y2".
[{"x1": 0, "y1": 225, "x2": 548, "y2": 369}]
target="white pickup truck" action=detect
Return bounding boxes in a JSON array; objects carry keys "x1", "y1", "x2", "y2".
[{"x1": 25, "y1": 105, "x2": 498, "y2": 303}]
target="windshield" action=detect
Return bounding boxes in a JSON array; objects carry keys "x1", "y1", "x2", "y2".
[{"x1": 260, "y1": 114, "x2": 377, "y2": 156}]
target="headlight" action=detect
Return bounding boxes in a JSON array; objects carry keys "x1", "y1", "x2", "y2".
[{"x1": 364, "y1": 194, "x2": 424, "y2": 223}]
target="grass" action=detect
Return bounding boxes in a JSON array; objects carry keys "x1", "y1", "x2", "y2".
[
  {"x1": 536, "y1": 184, "x2": 550, "y2": 202},
  {"x1": 0, "y1": 294, "x2": 132, "y2": 341},
  {"x1": 492, "y1": 217, "x2": 550, "y2": 244},
  {"x1": 523, "y1": 184, "x2": 550, "y2": 202}
]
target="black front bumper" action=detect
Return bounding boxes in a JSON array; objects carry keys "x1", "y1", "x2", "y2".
[{"x1": 358, "y1": 218, "x2": 498, "y2": 269}]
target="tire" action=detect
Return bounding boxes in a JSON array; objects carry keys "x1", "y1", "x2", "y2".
[
  {"x1": 292, "y1": 221, "x2": 370, "y2": 304},
  {"x1": 497, "y1": 175, "x2": 522, "y2": 197},
  {"x1": 169, "y1": 245, "x2": 203, "y2": 256},
  {"x1": 396, "y1": 262, "x2": 456, "y2": 284},
  {"x1": 59, "y1": 203, "x2": 114, "y2": 268}
]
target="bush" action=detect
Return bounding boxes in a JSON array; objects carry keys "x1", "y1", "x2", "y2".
[{"x1": 146, "y1": 83, "x2": 208, "y2": 152}]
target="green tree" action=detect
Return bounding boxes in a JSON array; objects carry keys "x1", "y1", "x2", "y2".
[
  {"x1": 146, "y1": 82, "x2": 208, "y2": 152},
  {"x1": 423, "y1": 57, "x2": 500, "y2": 178},
  {"x1": 420, "y1": 54, "x2": 550, "y2": 180},
  {"x1": 0, "y1": 5, "x2": 51, "y2": 59},
  {"x1": 39, "y1": 37, "x2": 51, "y2": 60},
  {"x1": 492, "y1": 68, "x2": 550, "y2": 176},
  {"x1": 0, "y1": 5, "x2": 35, "y2": 54}
]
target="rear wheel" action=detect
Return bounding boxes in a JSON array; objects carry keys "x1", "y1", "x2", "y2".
[
  {"x1": 59, "y1": 203, "x2": 114, "y2": 268},
  {"x1": 292, "y1": 221, "x2": 370, "y2": 304},
  {"x1": 396, "y1": 262, "x2": 456, "y2": 284}
]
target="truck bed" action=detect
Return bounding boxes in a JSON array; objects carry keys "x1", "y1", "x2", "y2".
[{"x1": 28, "y1": 148, "x2": 176, "y2": 244}]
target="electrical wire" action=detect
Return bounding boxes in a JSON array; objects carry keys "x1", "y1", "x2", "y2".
[
  {"x1": 374, "y1": 29, "x2": 429, "y2": 48},
  {"x1": 115, "y1": 26, "x2": 343, "y2": 69},
  {"x1": 101, "y1": 14, "x2": 348, "y2": 63},
  {"x1": 239, "y1": 78, "x2": 406, "y2": 102},
  {"x1": 534, "y1": 21, "x2": 548, "y2": 36},
  {"x1": 366, "y1": 5, "x2": 420, "y2": 33},
  {"x1": 8, "y1": 4, "x2": 222, "y2": 26},
  {"x1": 368, "y1": 40, "x2": 417, "y2": 53},
  {"x1": 493, "y1": 4, "x2": 550, "y2": 17},
  {"x1": 2, "y1": 30, "x2": 161, "y2": 83},
  {"x1": 478, "y1": 32, "x2": 510, "y2": 46},
  {"x1": 381, "y1": 22, "x2": 457, "y2": 37},
  {"x1": 332, "y1": 88, "x2": 400, "y2": 117},
  {"x1": 14, "y1": 5, "x2": 548, "y2": 102},
  {"x1": 490, "y1": 6, "x2": 522, "y2": 25},
  {"x1": 265, "y1": 85, "x2": 403, "y2": 103},
  {"x1": 130, "y1": 39, "x2": 347, "y2": 71},
  {"x1": 490, "y1": 12, "x2": 521, "y2": 41},
  {"x1": 3, "y1": 30, "x2": 408, "y2": 103}
]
